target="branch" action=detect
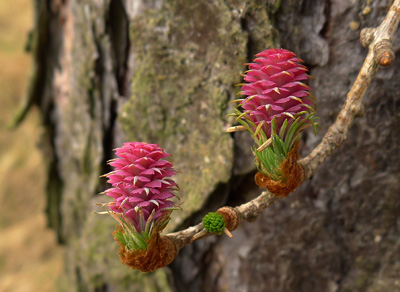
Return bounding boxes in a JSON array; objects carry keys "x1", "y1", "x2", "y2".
[
  {"x1": 164, "y1": 0, "x2": 400, "y2": 252},
  {"x1": 299, "y1": 0, "x2": 400, "y2": 178}
]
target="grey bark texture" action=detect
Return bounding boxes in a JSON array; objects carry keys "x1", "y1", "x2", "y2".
[{"x1": 27, "y1": 0, "x2": 400, "y2": 291}]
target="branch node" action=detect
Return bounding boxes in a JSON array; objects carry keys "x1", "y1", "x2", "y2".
[{"x1": 360, "y1": 27, "x2": 376, "y2": 48}]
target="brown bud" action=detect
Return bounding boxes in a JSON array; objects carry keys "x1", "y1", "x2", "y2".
[
  {"x1": 217, "y1": 207, "x2": 240, "y2": 231},
  {"x1": 255, "y1": 141, "x2": 304, "y2": 197},
  {"x1": 374, "y1": 39, "x2": 395, "y2": 66}
]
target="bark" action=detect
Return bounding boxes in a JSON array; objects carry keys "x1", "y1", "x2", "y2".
[{"x1": 27, "y1": 0, "x2": 400, "y2": 291}]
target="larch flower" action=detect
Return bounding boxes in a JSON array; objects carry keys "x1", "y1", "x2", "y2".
[
  {"x1": 228, "y1": 48, "x2": 318, "y2": 190},
  {"x1": 101, "y1": 142, "x2": 179, "y2": 251},
  {"x1": 202, "y1": 212, "x2": 226, "y2": 235}
]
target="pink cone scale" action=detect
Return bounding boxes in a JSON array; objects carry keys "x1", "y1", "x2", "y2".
[
  {"x1": 103, "y1": 142, "x2": 178, "y2": 236},
  {"x1": 239, "y1": 48, "x2": 315, "y2": 138}
]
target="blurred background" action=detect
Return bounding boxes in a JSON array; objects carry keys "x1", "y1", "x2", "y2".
[{"x1": 0, "y1": 1, "x2": 63, "y2": 291}]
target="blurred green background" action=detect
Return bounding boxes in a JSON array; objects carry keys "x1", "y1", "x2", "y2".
[{"x1": 0, "y1": 1, "x2": 63, "y2": 291}]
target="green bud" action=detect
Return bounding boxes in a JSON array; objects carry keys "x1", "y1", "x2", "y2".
[{"x1": 202, "y1": 212, "x2": 226, "y2": 235}]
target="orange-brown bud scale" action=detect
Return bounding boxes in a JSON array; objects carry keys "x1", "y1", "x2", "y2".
[
  {"x1": 217, "y1": 206, "x2": 240, "y2": 231},
  {"x1": 374, "y1": 39, "x2": 395, "y2": 66},
  {"x1": 113, "y1": 226, "x2": 179, "y2": 272},
  {"x1": 254, "y1": 142, "x2": 305, "y2": 197}
]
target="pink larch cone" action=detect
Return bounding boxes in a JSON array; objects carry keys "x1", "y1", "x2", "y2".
[
  {"x1": 102, "y1": 142, "x2": 179, "y2": 250},
  {"x1": 230, "y1": 48, "x2": 318, "y2": 184}
]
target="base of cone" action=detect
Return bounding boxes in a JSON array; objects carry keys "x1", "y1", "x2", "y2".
[
  {"x1": 255, "y1": 142, "x2": 304, "y2": 197},
  {"x1": 113, "y1": 226, "x2": 178, "y2": 272}
]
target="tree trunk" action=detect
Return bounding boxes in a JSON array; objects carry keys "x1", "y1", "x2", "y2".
[{"x1": 28, "y1": 0, "x2": 400, "y2": 291}]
